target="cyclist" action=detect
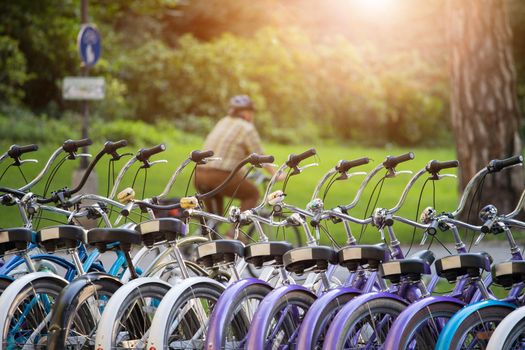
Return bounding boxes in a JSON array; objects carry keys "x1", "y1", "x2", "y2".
[{"x1": 195, "y1": 95, "x2": 279, "y2": 217}]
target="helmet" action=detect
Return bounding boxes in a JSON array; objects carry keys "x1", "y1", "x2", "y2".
[{"x1": 229, "y1": 95, "x2": 255, "y2": 114}]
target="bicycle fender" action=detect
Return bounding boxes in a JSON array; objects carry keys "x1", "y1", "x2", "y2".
[
  {"x1": 297, "y1": 286, "x2": 361, "y2": 349},
  {"x1": 47, "y1": 272, "x2": 122, "y2": 349},
  {"x1": 207, "y1": 278, "x2": 272, "y2": 349},
  {"x1": 147, "y1": 276, "x2": 226, "y2": 350},
  {"x1": 95, "y1": 277, "x2": 172, "y2": 349},
  {"x1": 246, "y1": 284, "x2": 316, "y2": 350},
  {"x1": 384, "y1": 296, "x2": 465, "y2": 349},
  {"x1": 435, "y1": 299, "x2": 516, "y2": 350},
  {"x1": 0, "y1": 272, "x2": 68, "y2": 343},
  {"x1": 323, "y1": 292, "x2": 408, "y2": 349},
  {"x1": 487, "y1": 306, "x2": 525, "y2": 350}
]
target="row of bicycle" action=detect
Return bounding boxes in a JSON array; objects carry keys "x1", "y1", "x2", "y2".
[{"x1": 0, "y1": 138, "x2": 524, "y2": 349}]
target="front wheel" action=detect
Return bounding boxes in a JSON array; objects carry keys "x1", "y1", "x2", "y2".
[
  {"x1": 0, "y1": 273, "x2": 68, "y2": 349},
  {"x1": 324, "y1": 297, "x2": 406, "y2": 349},
  {"x1": 245, "y1": 286, "x2": 317, "y2": 349},
  {"x1": 147, "y1": 278, "x2": 226, "y2": 350},
  {"x1": 386, "y1": 301, "x2": 462, "y2": 349},
  {"x1": 95, "y1": 278, "x2": 172, "y2": 349},
  {"x1": 439, "y1": 305, "x2": 515, "y2": 350}
]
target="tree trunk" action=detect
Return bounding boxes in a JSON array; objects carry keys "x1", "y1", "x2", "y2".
[{"x1": 448, "y1": 0, "x2": 523, "y2": 216}]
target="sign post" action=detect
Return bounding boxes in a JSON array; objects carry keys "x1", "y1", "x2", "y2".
[{"x1": 77, "y1": 0, "x2": 101, "y2": 169}]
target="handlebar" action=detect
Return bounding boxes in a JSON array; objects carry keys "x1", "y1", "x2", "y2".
[
  {"x1": 8, "y1": 144, "x2": 38, "y2": 159},
  {"x1": 103, "y1": 140, "x2": 128, "y2": 158},
  {"x1": 285, "y1": 148, "x2": 316, "y2": 168},
  {"x1": 198, "y1": 153, "x2": 274, "y2": 200},
  {"x1": 136, "y1": 144, "x2": 166, "y2": 163},
  {"x1": 190, "y1": 150, "x2": 214, "y2": 163},
  {"x1": 336, "y1": 157, "x2": 369, "y2": 173},
  {"x1": 426, "y1": 160, "x2": 459, "y2": 174},
  {"x1": 487, "y1": 155, "x2": 523, "y2": 173},
  {"x1": 248, "y1": 153, "x2": 275, "y2": 166},
  {"x1": 452, "y1": 156, "x2": 523, "y2": 217},
  {"x1": 383, "y1": 152, "x2": 414, "y2": 169},
  {"x1": 38, "y1": 140, "x2": 129, "y2": 204},
  {"x1": 62, "y1": 138, "x2": 92, "y2": 153}
]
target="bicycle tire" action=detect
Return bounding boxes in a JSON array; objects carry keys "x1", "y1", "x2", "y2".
[
  {"x1": 443, "y1": 305, "x2": 514, "y2": 350},
  {"x1": 147, "y1": 278, "x2": 227, "y2": 349},
  {"x1": 0, "y1": 273, "x2": 68, "y2": 349},
  {"x1": 47, "y1": 273, "x2": 123, "y2": 349},
  {"x1": 297, "y1": 288, "x2": 360, "y2": 349},
  {"x1": 206, "y1": 280, "x2": 273, "y2": 349},
  {"x1": 95, "y1": 278, "x2": 171, "y2": 349},
  {"x1": 325, "y1": 297, "x2": 406, "y2": 349},
  {"x1": 246, "y1": 287, "x2": 316, "y2": 349},
  {"x1": 389, "y1": 301, "x2": 462, "y2": 349}
]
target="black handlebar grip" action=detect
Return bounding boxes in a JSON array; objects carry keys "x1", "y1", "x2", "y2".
[
  {"x1": 383, "y1": 152, "x2": 415, "y2": 169},
  {"x1": 7, "y1": 144, "x2": 38, "y2": 158},
  {"x1": 190, "y1": 150, "x2": 214, "y2": 163},
  {"x1": 426, "y1": 160, "x2": 459, "y2": 174},
  {"x1": 62, "y1": 138, "x2": 93, "y2": 153},
  {"x1": 104, "y1": 140, "x2": 128, "y2": 154},
  {"x1": 252, "y1": 154, "x2": 275, "y2": 165},
  {"x1": 137, "y1": 144, "x2": 166, "y2": 162},
  {"x1": 286, "y1": 148, "x2": 317, "y2": 168},
  {"x1": 487, "y1": 155, "x2": 523, "y2": 173},
  {"x1": 336, "y1": 157, "x2": 370, "y2": 173}
]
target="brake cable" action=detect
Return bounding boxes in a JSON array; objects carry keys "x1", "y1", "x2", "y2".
[
  {"x1": 358, "y1": 173, "x2": 387, "y2": 243},
  {"x1": 406, "y1": 177, "x2": 431, "y2": 256},
  {"x1": 222, "y1": 166, "x2": 254, "y2": 217},
  {"x1": 466, "y1": 174, "x2": 487, "y2": 252}
]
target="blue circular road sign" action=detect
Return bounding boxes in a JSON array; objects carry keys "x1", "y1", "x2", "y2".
[{"x1": 77, "y1": 24, "x2": 101, "y2": 67}]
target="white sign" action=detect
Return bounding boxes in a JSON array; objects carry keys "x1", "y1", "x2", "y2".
[{"x1": 63, "y1": 77, "x2": 105, "y2": 100}]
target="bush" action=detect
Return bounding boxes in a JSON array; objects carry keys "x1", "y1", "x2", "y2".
[{"x1": 109, "y1": 27, "x2": 449, "y2": 147}]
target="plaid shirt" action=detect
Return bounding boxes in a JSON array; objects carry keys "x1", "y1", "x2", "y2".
[{"x1": 202, "y1": 116, "x2": 264, "y2": 173}]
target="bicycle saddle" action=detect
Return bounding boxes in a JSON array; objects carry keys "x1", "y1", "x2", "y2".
[
  {"x1": 87, "y1": 228, "x2": 142, "y2": 252},
  {"x1": 37, "y1": 225, "x2": 86, "y2": 252},
  {"x1": 435, "y1": 252, "x2": 492, "y2": 282},
  {"x1": 379, "y1": 250, "x2": 435, "y2": 283},
  {"x1": 492, "y1": 261, "x2": 525, "y2": 287},
  {"x1": 0, "y1": 228, "x2": 34, "y2": 254},
  {"x1": 134, "y1": 218, "x2": 186, "y2": 246},
  {"x1": 283, "y1": 246, "x2": 338, "y2": 275},
  {"x1": 338, "y1": 243, "x2": 390, "y2": 271},
  {"x1": 244, "y1": 241, "x2": 293, "y2": 267},
  {"x1": 196, "y1": 239, "x2": 245, "y2": 268}
]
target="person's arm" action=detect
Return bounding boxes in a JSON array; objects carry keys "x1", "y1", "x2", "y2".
[{"x1": 244, "y1": 125, "x2": 278, "y2": 177}]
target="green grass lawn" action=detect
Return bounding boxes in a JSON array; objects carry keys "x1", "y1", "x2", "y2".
[{"x1": 0, "y1": 140, "x2": 463, "y2": 247}]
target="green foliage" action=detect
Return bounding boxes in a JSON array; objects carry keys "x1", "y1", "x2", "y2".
[
  {"x1": 0, "y1": 0, "x2": 78, "y2": 112},
  {"x1": 0, "y1": 36, "x2": 31, "y2": 104},
  {"x1": 108, "y1": 27, "x2": 448, "y2": 146}
]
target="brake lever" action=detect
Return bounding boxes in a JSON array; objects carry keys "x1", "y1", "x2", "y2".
[
  {"x1": 474, "y1": 232, "x2": 485, "y2": 246},
  {"x1": 145, "y1": 160, "x2": 168, "y2": 167},
  {"x1": 299, "y1": 163, "x2": 319, "y2": 171},
  {"x1": 434, "y1": 174, "x2": 457, "y2": 180},
  {"x1": 347, "y1": 171, "x2": 367, "y2": 178},
  {"x1": 76, "y1": 153, "x2": 93, "y2": 158},
  {"x1": 17, "y1": 159, "x2": 38, "y2": 165},
  {"x1": 394, "y1": 170, "x2": 413, "y2": 176},
  {"x1": 203, "y1": 156, "x2": 222, "y2": 163}
]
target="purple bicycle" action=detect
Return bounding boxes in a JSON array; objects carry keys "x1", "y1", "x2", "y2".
[
  {"x1": 382, "y1": 155, "x2": 524, "y2": 350},
  {"x1": 244, "y1": 154, "x2": 461, "y2": 349}
]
